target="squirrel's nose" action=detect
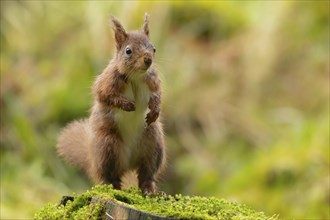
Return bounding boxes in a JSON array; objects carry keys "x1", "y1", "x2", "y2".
[{"x1": 144, "y1": 57, "x2": 152, "y2": 66}]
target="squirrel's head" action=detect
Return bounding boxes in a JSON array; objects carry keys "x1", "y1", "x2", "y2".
[{"x1": 111, "y1": 14, "x2": 156, "y2": 75}]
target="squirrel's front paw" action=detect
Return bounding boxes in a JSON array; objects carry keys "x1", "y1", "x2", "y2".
[
  {"x1": 121, "y1": 101, "x2": 136, "y2": 112},
  {"x1": 146, "y1": 109, "x2": 159, "y2": 125}
]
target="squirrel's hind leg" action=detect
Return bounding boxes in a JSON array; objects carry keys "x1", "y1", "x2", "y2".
[
  {"x1": 137, "y1": 122, "x2": 165, "y2": 195},
  {"x1": 89, "y1": 132, "x2": 125, "y2": 190}
]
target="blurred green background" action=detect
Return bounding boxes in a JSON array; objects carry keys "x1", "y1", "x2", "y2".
[{"x1": 0, "y1": 1, "x2": 329, "y2": 219}]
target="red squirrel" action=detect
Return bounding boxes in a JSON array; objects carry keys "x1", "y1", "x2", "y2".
[{"x1": 57, "y1": 14, "x2": 165, "y2": 195}]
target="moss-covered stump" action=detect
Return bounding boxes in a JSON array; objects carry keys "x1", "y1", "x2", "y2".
[
  {"x1": 92, "y1": 198, "x2": 174, "y2": 220},
  {"x1": 34, "y1": 185, "x2": 277, "y2": 220}
]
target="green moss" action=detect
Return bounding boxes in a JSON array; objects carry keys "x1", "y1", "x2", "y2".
[{"x1": 34, "y1": 185, "x2": 277, "y2": 220}]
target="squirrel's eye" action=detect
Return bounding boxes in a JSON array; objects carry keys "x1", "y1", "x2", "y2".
[
  {"x1": 125, "y1": 47, "x2": 132, "y2": 55},
  {"x1": 153, "y1": 47, "x2": 156, "y2": 53}
]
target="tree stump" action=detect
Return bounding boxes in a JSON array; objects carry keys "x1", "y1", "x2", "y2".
[
  {"x1": 91, "y1": 198, "x2": 175, "y2": 220},
  {"x1": 34, "y1": 186, "x2": 276, "y2": 219}
]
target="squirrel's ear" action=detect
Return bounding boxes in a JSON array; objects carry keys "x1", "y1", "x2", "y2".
[
  {"x1": 143, "y1": 13, "x2": 149, "y2": 37},
  {"x1": 111, "y1": 16, "x2": 127, "y2": 49}
]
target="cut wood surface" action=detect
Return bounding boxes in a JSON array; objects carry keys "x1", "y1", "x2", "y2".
[{"x1": 92, "y1": 198, "x2": 175, "y2": 220}]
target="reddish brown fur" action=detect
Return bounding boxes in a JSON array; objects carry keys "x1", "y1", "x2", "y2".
[{"x1": 57, "y1": 14, "x2": 165, "y2": 195}]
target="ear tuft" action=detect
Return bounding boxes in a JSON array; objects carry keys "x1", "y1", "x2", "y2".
[
  {"x1": 111, "y1": 16, "x2": 127, "y2": 49},
  {"x1": 143, "y1": 13, "x2": 149, "y2": 37}
]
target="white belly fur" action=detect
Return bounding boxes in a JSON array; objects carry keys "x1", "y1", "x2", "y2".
[{"x1": 114, "y1": 75, "x2": 151, "y2": 167}]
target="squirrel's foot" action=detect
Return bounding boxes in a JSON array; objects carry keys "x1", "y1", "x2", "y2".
[
  {"x1": 139, "y1": 180, "x2": 157, "y2": 196},
  {"x1": 145, "y1": 110, "x2": 159, "y2": 125},
  {"x1": 139, "y1": 181, "x2": 167, "y2": 198},
  {"x1": 121, "y1": 101, "x2": 135, "y2": 112}
]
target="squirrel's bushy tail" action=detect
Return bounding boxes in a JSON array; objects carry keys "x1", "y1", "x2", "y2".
[{"x1": 57, "y1": 119, "x2": 90, "y2": 171}]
